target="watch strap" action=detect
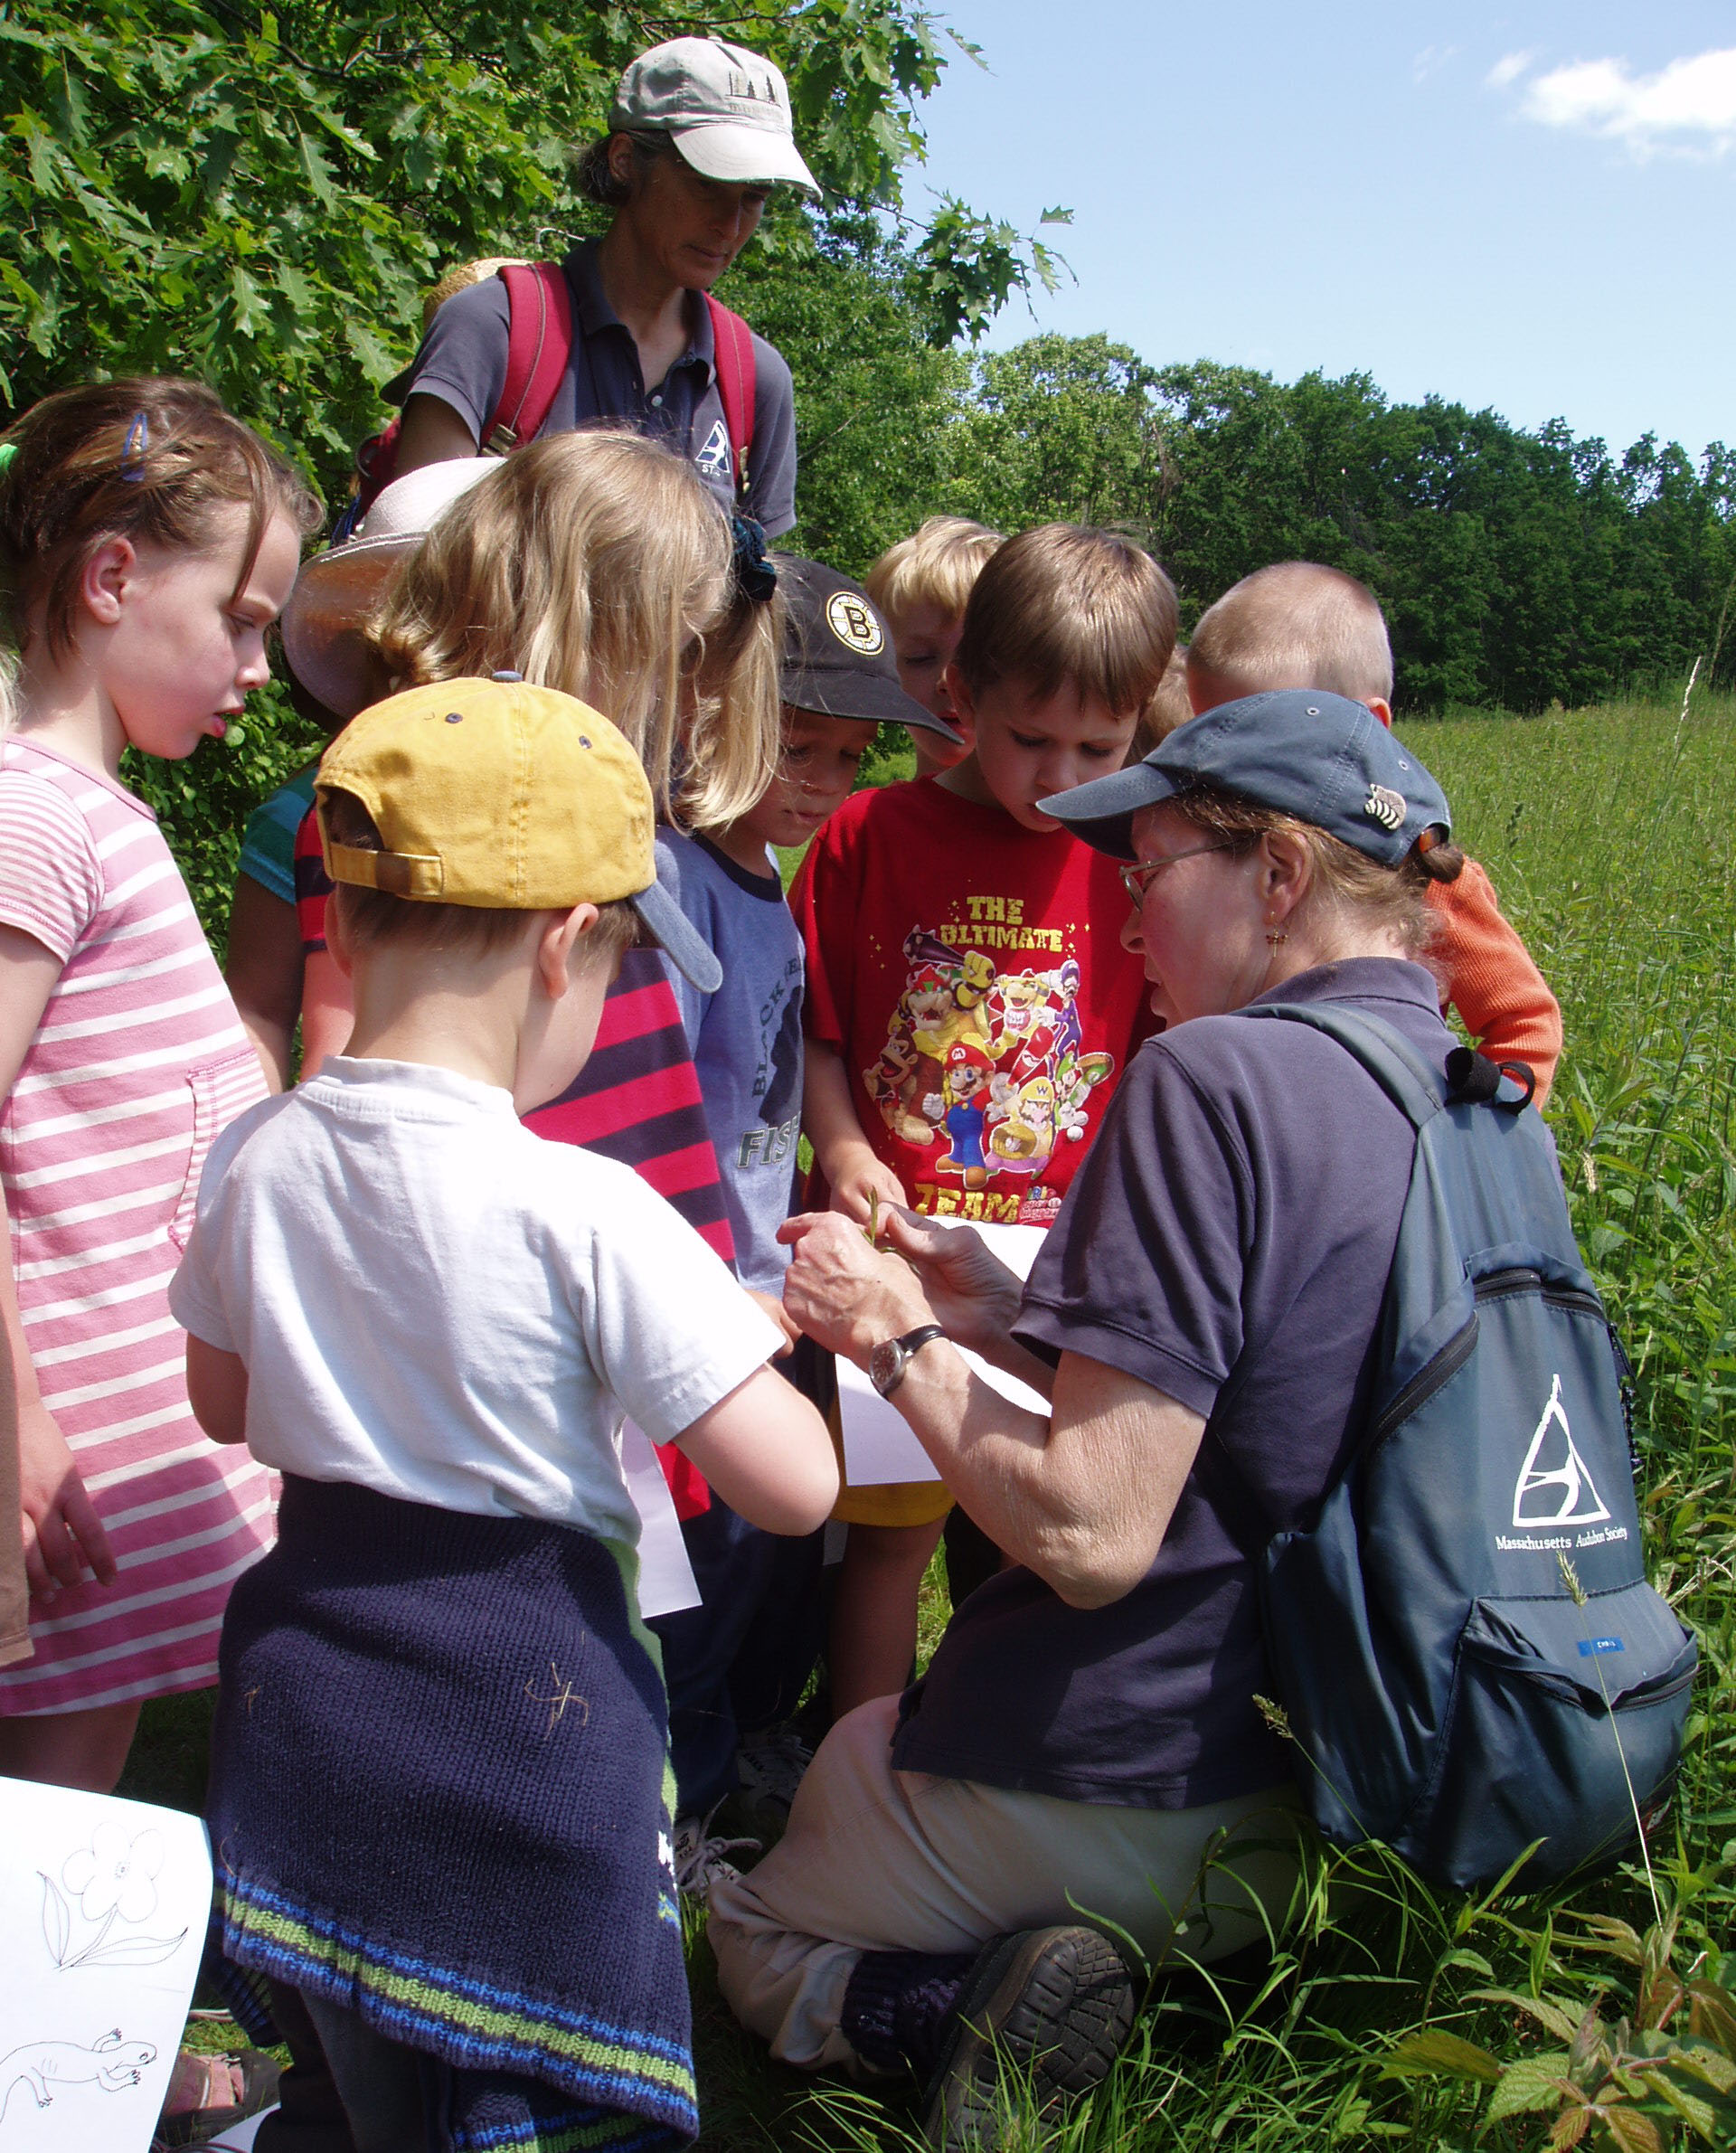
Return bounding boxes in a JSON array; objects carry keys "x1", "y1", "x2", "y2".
[{"x1": 896, "y1": 1322, "x2": 947, "y2": 1362}]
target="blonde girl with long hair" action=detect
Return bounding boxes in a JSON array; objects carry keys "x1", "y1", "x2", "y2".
[{"x1": 286, "y1": 430, "x2": 778, "y2": 1260}]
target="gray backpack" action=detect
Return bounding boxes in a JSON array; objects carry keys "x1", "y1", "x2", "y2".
[{"x1": 1238, "y1": 1004, "x2": 1696, "y2": 1891}]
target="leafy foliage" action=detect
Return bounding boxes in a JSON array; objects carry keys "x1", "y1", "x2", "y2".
[
  {"x1": 719, "y1": 220, "x2": 968, "y2": 573},
  {"x1": 0, "y1": 0, "x2": 1057, "y2": 503},
  {"x1": 1384, "y1": 1912, "x2": 1736, "y2": 2149}
]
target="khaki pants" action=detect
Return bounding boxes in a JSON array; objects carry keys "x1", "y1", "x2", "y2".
[{"x1": 707, "y1": 1696, "x2": 1300, "y2": 2069}]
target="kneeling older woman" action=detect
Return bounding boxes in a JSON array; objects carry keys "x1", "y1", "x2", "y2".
[{"x1": 709, "y1": 690, "x2": 1463, "y2": 2141}]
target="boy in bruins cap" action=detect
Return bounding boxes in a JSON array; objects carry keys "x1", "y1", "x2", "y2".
[
  {"x1": 652, "y1": 560, "x2": 954, "y2": 1878},
  {"x1": 171, "y1": 676, "x2": 836, "y2": 2149}
]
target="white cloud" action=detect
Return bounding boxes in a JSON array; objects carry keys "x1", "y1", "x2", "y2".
[
  {"x1": 1485, "y1": 51, "x2": 1535, "y2": 93},
  {"x1": 1414, "y1": 44, "x2": 1458, "y2": 84},
  {"x1": 1515, "y1": 46, "x2": 1736, "y2": 156}
]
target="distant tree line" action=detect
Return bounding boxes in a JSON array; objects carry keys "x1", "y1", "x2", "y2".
[
  {"x1": 736, "y1": 243, "x2": 1735, "y2": 713},
  {"x1": 3, "y1": 1, "x2": 1728, "y2": 719}
]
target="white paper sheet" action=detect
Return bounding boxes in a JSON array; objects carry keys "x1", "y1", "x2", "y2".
[
  {"x1": 204, "y1": 2112, "x2": 274, "y2": 2150},
  {"x1": 839, "y1": 1221, "x2": 1052, "y2": 1486},
  {"x1": 0, "y1": 1777, "x2": 211, "y2": 2152},
  {"x1": 620, "y1": 1418, "x2": 702, "y2": 1619}
]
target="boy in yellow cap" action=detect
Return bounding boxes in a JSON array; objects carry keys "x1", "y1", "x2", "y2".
[{"x1": 171, "y1": 675, "x2": 837, "y2": 2151}]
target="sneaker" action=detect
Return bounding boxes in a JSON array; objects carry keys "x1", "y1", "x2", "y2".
[
  {"x1": 919, "y1": 1925, "x2": 1137, "y2": 2151},
  {"x1": 673, "y1": 1807, "x2": 761, "y2": 1898},
  {"x1": 734, "y1": 1720, "x2": 814, "y2": 1823}
]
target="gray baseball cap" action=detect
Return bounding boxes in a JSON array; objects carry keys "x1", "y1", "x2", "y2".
[
  {"x1": 1040, "y1": 690, "x2": 1451, "y2": 863},
  {"x1": 611, "y1": 38, "x2": 820, "y2": 196}
]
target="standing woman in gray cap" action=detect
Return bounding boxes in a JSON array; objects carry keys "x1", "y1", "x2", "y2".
[{"x1": 387, "y1": 38, "x2": 817, "y2": 535}]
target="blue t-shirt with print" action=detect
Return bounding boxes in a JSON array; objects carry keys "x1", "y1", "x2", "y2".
[{"x1": 657, "y1": 831, "x2": 804, "y2": 1294}]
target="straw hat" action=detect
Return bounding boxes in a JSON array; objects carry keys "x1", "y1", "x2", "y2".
[{"x1": 281, "y1": 458, "x2": 496, "y2": 719}]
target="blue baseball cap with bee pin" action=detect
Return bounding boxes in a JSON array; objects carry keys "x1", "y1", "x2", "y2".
[{"x1": 1039, "y1": 689, "x2": 1451, "y2": 863}]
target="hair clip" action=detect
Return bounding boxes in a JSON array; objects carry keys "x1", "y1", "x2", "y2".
[
  {"x1": 121, "y1": 410, "x2": 149, "y2": 481},
  {"x1": 730, "y1": 513, "x2": 777, "y2": 607},
  {"x1": 0, "y1": 441, "x2": 15, "y2": 479}
]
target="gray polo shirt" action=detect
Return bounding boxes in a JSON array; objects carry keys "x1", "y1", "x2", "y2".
[{"x1": 388, "y1": 240, "x2": 797, "y2": 535}]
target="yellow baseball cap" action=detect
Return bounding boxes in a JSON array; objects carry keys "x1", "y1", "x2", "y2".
[{"x1": 316, "y1": 675, "x2": 722, "y2": 992}]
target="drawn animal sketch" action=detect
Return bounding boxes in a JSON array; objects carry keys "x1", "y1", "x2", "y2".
[{"x1": 0, "y1": 2029, "x2": 156, "y2": 2126}]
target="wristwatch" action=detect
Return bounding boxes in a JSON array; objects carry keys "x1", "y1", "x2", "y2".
[{"x1": 869, "y1": 1323, "x2": 948, "y2": 1400}]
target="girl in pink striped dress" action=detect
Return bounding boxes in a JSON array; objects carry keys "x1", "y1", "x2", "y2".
[{"x1": 0, "y1": 379, "x2": 318, "y2": 1792}]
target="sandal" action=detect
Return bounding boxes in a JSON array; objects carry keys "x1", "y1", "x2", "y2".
[{"x1": 153, "y1": 2047, "x2": 281, "y2": 2149}]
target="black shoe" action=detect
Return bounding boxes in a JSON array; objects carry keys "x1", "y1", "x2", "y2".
[{"x1": 919, "y1": 1924, "x2": 1137, "y2": 2150}]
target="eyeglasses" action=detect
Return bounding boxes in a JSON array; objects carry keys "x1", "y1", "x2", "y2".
[{"x1": 1118, "y1": 843, "x2": 1232, "y2": 905}]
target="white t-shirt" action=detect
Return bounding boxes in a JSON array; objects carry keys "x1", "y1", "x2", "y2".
[{"x1": 170, "y1": 1057, "x2": 782, "y2": 1544}]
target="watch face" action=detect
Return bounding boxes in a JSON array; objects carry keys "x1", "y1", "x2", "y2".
[{"x1": 869, "y1": 1337, "x2": 903, "y2": 1398}]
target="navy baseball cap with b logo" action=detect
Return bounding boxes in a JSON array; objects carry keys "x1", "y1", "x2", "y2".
[
  {"x1": 1039, "y1": 689, "x2": 1451, "y2": 863},
  {"x1": 776, "y1": 556, "x2": 964, "y2": 742}
]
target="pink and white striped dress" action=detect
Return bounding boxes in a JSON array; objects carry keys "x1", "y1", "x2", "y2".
[{"x1": 0, "y1": 734, "x2": 274, "y2": 1714}]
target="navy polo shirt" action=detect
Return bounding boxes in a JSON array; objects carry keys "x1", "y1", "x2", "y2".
[
  {"x1": 892, "y1": 959, "x2": 1456, "y2": 1810},
  {"x1": 390, "y1": 240, "x2": 797, "y2": 535}
]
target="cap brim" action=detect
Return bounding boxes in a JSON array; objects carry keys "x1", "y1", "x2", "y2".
[
  {"x1": 631, "y1": 875, "x2": 723, "y2": 995},
  {"x1": 280, "y1": 536, "x2": 417, "y2": 720},
  {"x1": 671, "y1": 118, "x2": 821, "y2": 194},
  {"x1": 1037, "y1": 760, "x2": 1184, "y2": 861},
  {"x1": 780, "y1": 667, "x2": 963, "y2": 742}
]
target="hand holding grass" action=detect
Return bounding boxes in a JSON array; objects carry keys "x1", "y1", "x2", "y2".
[{"x1": 778, "y1": 1212, "x2": 936, "y2": 1365}]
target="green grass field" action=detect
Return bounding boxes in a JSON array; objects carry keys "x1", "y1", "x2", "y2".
[{"x1": 125, "y1": 694, "x2": 1736, "y2": 2147}]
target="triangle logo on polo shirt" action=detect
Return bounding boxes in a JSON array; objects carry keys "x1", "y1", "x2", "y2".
[{"x1": 695, "y1": 420, "x2": 731, "y2": 478}]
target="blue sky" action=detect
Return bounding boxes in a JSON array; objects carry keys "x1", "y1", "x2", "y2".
[{"x1": 901, "y1": 4, "x2": 1733, "y2": 464}]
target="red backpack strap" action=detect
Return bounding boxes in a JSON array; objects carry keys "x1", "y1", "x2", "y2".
[
  {"x1": 485, "y1": 262, "x2": 574, "y2": 454},
  {"x1": 703, "y1": 294, "x2": 757, "y2": 497}
]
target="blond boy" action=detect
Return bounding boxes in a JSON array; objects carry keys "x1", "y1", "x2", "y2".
[
  {"x1": 865, "y1": 515, "x2": 1005, "y2": 778},
  {"x1": 1187, "y1": 562, "x2": 1562, "y2": 1099}
]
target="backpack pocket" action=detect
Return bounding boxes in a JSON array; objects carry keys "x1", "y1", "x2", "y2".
[{"x1": 1407, "y1": 1582, "x2": 1696, "y2": 1890}]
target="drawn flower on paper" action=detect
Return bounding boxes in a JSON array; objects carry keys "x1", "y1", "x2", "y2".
[
  {"x1": 39, "y1": 1825, "x2": 186, "y2": 1970},
  {"x1": 62, "y1": 1824, "x2": 164, "y2": 1924}
]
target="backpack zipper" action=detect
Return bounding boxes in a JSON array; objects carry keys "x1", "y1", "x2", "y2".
[
  {"x1": 1367, "y1": 1270, "x2": 1607, "y2": 1449},
  {"x1": 1473, "y1": 1265, "x2": 1605, "y2": 1320}
]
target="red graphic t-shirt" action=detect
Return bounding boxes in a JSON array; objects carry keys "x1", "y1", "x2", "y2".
[{"x1": 792, "y1": 779, "x2": 1156, "y2": 1226}]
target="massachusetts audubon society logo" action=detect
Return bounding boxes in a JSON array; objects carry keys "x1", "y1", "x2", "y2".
[
  {"x1": 694, "y1": 420, "x2": 732, "y2": 480},
  {"x1": 1495, "y1": 1373, "x2": 1626, "y2": 1553}
]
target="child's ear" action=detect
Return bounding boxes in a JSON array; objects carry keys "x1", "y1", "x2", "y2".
[
  {"x1": 1185, "y1": 660, "x2": 1232, "y2": 717},
  {"x1": 943, "y1": 664, "x2": 977, "y2": 744},
  {"x1": 538, "y1": 903, "x2": 600, "y2": 998},
  {"x1": 80, "y1": 537, "x2": 137, "y2": 628},
  {"x1": 1364, "y1": 697, "x2": 1394, "y2": 730}
]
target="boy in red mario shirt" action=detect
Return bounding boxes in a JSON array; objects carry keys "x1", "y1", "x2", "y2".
[{"x1": 791, "y1": 524, "x2": 1176, "y2": 1717}]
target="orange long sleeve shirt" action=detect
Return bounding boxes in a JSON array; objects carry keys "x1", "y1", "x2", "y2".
[{"x1": 1425, "y1": 858, "x2": 1562, "y2": 1103}]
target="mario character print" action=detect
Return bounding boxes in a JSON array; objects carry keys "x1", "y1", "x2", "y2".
[{"x1": 864, "y1": 928, "x2": 1115, "y2": 1223}]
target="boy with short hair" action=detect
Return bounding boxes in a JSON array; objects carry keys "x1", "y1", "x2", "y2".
[
  {"x1": 794, "y1": 524, "x2": 1176, "y2": 1717},
  {"x1": 1186, "y1": 560, "x2": 1563, "y2": 1098},
  {"x1": 172, "y1": 676, "x2": 837, "y2": 2152},
  {"x1": 865, "y1": 515, "x2": 1004, "y2": 778},
  {"x1": 653, "y1": 559, "x2": 957, "y2": 1865}
]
